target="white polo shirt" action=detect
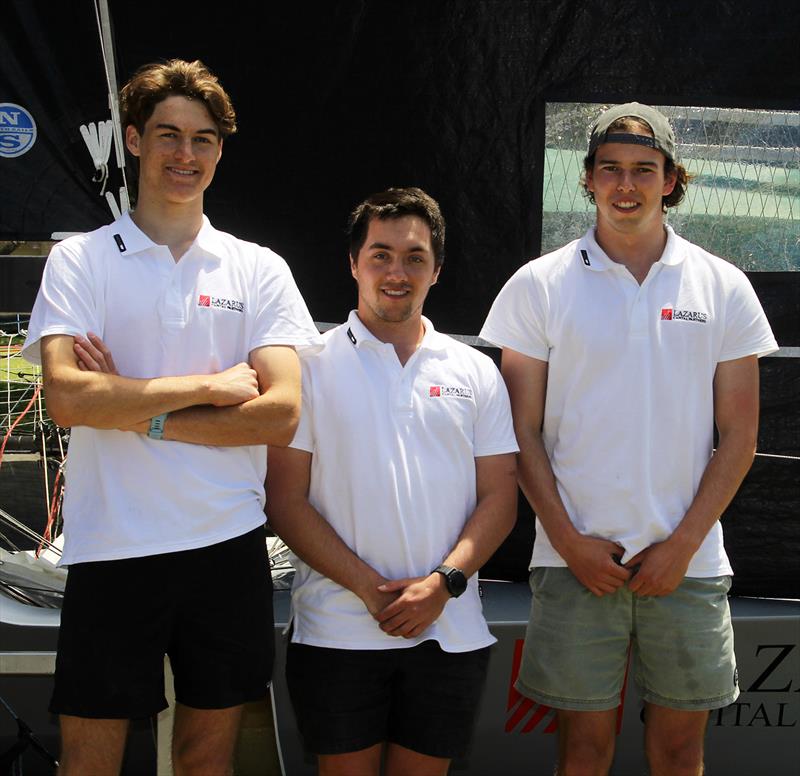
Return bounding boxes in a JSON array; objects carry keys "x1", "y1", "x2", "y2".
[
  {"x1": 23, "y1": 211, "x2": 322, "y2": 565},
  {"x1": 480, "y1": 226, "x2": 778, "y2": 577},
  {"x1": 285, "y1": 311, "x2": 519, "y2": 652}
]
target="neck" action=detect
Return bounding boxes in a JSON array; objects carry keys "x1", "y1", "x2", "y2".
[
  {"x1": 130, "y1": 196, "x2": 205, "y2": 261},
  {"x1": 594, "y1": 219, "x2": 668, "y2": 284},
  {"x1": 356, "y1": 311, "x2": 426, "y2": 366}
]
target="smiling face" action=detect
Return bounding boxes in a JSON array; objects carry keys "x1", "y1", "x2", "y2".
[
  {"x1": 586, "y1": 125, "x2": 677, "y2": 241},
  {"x1": 125, "y1": 95, "x2": 222, "y2": 210},
  {"x1": 350, "y1": 215, "x2": 440, "y2": 333}
]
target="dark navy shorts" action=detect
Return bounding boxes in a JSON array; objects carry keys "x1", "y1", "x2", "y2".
[
  {"x1": 50, "y1": 527, "x2": 274, "y2": 718},
  {"x1": 286, "y1": 640, "x2": 491, "y2": 759}
]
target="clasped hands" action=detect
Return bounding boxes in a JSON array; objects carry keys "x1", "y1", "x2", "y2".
[{"x1": 564, "y1": 534, "x2": 693, "y2": 599}]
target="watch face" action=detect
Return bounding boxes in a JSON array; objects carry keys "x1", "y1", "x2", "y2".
[{"x1": 448, "y1": 569, "x2": 467, "y2": 597}]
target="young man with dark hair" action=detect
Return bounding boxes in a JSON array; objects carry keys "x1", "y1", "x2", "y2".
[
  {"x1": 23, "y1": 59, "x2": 321, "y2": 775},
  {"x1": 266, "y1": 187, "x2": 518, "y2": 776},
  {"x1": 481, "y1": 103, "x2": 778, "y2": 775}
]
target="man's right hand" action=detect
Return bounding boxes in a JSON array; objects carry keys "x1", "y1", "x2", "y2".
[
  {"x1": 559, "y1": 535, "x2": 631, "y2": 597},
  {"x1": 204, "y1": 362, "x2": 260, "y2": 406},
  {"x1": 360, "y1": 584, "x2": 401, "y2": 620}
]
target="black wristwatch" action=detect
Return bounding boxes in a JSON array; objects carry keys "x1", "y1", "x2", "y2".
[{"x1": 434, "y1": 565, "x2": 467, "y2": 598}]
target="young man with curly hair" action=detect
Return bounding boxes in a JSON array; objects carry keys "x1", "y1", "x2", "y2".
[{"x1": 481, "y1": 103, "x2": 777, "y2": 775}]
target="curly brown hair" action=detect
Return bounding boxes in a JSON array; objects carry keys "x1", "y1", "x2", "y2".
[
  {"x1": 581, "y1": 117, "x2": 692, "y2": 210},
  {"x1": 120, "y1": 59, "x2": 237, "y2": 138}
]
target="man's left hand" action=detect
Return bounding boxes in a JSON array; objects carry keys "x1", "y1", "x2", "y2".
[
  {"x1": 625, "y1": 538, "x2": 694, "y2": 597},
  {"x1": 374, "y1": 573, "x2": 451, "y2": 639}
]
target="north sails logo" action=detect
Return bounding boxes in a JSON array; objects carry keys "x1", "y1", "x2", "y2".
[
  {"x1": 429, "y1": 385, "x2": 473, "y2": 399},
  {"x1": 661, "y1": 307, "x2": 708, "y2": 323},
  {"x1": 198, "y1": 294, "x2": 244, "y2": 313}
]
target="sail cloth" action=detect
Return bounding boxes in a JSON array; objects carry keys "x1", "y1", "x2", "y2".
[{"x1": 0, "y1": 2, "x2": 124, "y2": 238}]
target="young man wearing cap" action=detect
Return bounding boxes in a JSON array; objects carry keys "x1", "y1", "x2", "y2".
[
  {"x1": 481, "y1": 103, "x2": 778, "y2": 775},
  {"x1": 266, "y1": 187, "x2": 518, "y2": 776},
  {"x1": 23, "y1": 59, "x2": 321, "y2": 775}
]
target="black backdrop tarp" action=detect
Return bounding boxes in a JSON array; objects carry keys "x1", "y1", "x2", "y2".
[{"x1": 1, "y1": 0, "x2": 798, "y2": 596}]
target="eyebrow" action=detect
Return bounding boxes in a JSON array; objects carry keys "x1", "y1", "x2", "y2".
[
  {"x1": 368, "y1": 241, "x2": 430, "y2": 253},
  {"x1": 155, "y1": 123, "x2": 218, "y2": 137},
  {"x1": 597, "y1": 157, "x2": 659, "y2": 167}
]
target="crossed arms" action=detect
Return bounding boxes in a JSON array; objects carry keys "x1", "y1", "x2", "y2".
[
  {"x1": 41, "y1": 332, "x2": 302, "y2": 446},
  {"x1": 265, "y1": 446, "x2": 517, "y2": 639},
  {"x1": 500, "y1": 348, "x2": 760, "y2": 597}
]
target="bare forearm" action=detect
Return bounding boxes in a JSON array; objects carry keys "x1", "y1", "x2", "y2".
[
  {"x1": 45, "y1": 370, "x2": 212, "y2": 429},
  {"x1": 162, "y1": 391, "x2": 299, "y2": 447},
  {"x1": 516, "y1": 428, "x2": 580, "y2": 555},
  {"x1": 441, "y1": 456, "x2": 517, "y2": 577},
  {"x1": 670, "y1": 429, "x2": 756, "y2": 553},
  {"x1": 267, "y1": 497, "x2": 385, "y2": 601}
]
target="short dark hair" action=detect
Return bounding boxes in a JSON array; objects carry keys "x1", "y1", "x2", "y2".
[
  {"x1": 581, "y1": 117, "x2": 692, "y2": 210},
  {"x1": 120, "y1": 59, "x2": 237, "y2": 138},
  {"x1": 347, "y1": 187, "x2": 446, "y2": 267}
]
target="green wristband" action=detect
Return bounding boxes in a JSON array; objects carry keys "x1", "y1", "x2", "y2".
[{"x1": 147, "y1": 412, "x2": 169, "y2": 440}]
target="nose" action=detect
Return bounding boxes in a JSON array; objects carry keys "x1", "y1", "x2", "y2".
[
  {"x1": 173, "y1": 137, "x2": 195, "y2": 162},
  {"x1": 385, "y1": 257, "x2": 407, "y2": 280},
  {"x1": 617, "y1": 170, "x2": 636, "y2": 192}
]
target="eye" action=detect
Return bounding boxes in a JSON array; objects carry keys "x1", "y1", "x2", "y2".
[
  {"x1": 409, "y1": 254, "x2": 425, "y2": 263},
  {"x1": 194, "y1": 136, "x2": 213, "y2": 144}
]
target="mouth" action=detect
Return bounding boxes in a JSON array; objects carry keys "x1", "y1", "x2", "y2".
[
  {"x1": 166, "y1": 167, "x2": 199, "y2": 177},
  {"x1": 382, "y1": 287, "x2": 410, "y2": 298},
  {"x1": 613, "y1": 200, "x2": 640, "y2": 211}
]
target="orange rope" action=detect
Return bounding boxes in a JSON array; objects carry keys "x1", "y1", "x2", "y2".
[{"x1": 0, "y1": 383, "x2": 42, "y2": 470}]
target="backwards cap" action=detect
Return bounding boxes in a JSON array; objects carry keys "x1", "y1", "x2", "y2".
[{"x1": 587, "y1": 102, "x2": 677, "y2": 162}]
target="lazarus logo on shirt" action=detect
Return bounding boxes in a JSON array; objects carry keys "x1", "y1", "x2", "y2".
[
  {"x1": 198, "y1": 294, "x2": 245, "y2": 313},
  {"x1": 660, "y1": 306, "x2": 708, "y2": 323},
  {"x1": 429, "y1": 385, "x2": 474, "y2": 399}
]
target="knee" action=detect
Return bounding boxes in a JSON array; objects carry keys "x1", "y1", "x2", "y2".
[
  {"x1": 172, "y1": 738, "x2": 235, "y2": 776},
  {"x1": 559, "y1": 740, "x2": 616, "y2": 776},
  {"x1": 647, "y1": 736, "x2": 704, "y2": 776}
]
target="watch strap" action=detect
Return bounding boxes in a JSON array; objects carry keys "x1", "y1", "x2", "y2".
[{"x1": 147, "y1": 412, "x2": 169, "y2": 440}]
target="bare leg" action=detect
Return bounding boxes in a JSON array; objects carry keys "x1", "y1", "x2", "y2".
[
  {"x1": 556, "y1": 709, "x2": 617, "y2": 776},
  {"x1": 644, "y1": 703, "x2": 709, "y2": 776},
  {"x1": 385, "y1": 742, "x2": 450, "y2": 776},
  {"x1": 171, "y1": 703, "x2": 243, "y2": 776},
  {"x1": 57, "y1": 715, "x2": 129, "y2": 776},
  {"x1": 318, "y1": 742, "x2": 383, "y2": 776}
]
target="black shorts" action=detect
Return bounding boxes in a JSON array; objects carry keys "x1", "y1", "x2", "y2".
[
  {"x1": 286, "y1": 640, "x2": 491, "y2": 759},
  {"x1": 50, "y1": 527, "x2": 274, "y2": 719}
]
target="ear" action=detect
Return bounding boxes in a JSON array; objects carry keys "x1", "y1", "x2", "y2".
[
  {"x1": 431, "y1": 265, "x2": 441, "y2": 286},
  {"x1": 585, "y1": 166, "x2": 595, "y2": 193},
  {"x1": 216, "y1": 137, "x2": 223, "y2": 163},
  {"x1": 350, "y1": 254, "x2": 358, "y2": 280},
  {"x1": 662, "y1": 167, "x2": 678, "y2": 197},
  {"x1": 125, "y1": 124, "x2": 141, "y2": 157}
]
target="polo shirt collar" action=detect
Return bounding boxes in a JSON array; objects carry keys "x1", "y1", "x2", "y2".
[
  {"x1": 344, "y1": 310, "x2": 449, "y2": 352},
  {"x1": 576, "y1": 224, "x2": 686, "y2": 272},
  {"x1": 110, "y1": 212, "x2": 225, "y2": 262}
]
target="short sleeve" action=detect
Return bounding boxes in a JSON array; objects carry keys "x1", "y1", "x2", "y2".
[
  {"x1": 718, "y1": 270, "x2": 779, "y2": 362},
  {"x1": 22, "y1": 240, "x2": 102, "y2": 365},
  {"x1": 250, "y1": 248, "x2": 322, "y2": 354},
  {"x1": 479, "y1": 262, "x2": 550, "y2": 361},
  {"x1": 472, "y1": 357, "x2": 519, "y2": 458}
]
